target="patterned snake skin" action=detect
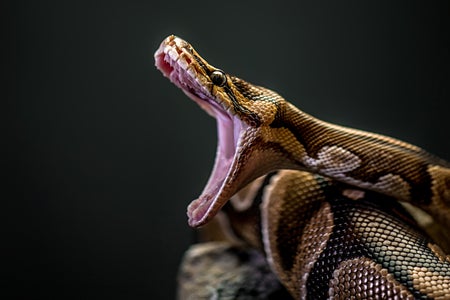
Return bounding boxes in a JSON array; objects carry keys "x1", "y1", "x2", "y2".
[
  {"x1": 224, "y1": 171, "x2": 450, "y2": 299},
  {"x1": 154, "y1": 35, "x2": 450, "y2": 299}
]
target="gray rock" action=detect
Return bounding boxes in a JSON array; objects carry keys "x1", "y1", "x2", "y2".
[{"x1": 177, "y1": 242, "x2": 292, "y2": 300}]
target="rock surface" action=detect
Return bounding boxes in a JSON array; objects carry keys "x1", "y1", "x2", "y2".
[{"x1": 177, "y1": 242, "x2": 292, "y2": 300}]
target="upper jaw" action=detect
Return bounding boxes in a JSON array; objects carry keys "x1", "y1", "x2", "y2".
[{"x1": 154, "y1": 36, "x2": 211, "y2": 108}]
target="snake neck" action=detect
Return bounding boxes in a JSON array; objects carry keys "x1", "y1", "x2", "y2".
[{"x1": 273, "y1": 102, "x2": 450, "y2": 226}]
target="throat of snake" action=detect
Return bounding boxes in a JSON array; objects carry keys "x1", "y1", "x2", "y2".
[{"x1": 187, "y1": 110, "x2": 249, "y2": 227}]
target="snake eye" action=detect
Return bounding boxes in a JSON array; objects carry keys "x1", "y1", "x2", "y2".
[{"x1": 210, "y1": 70, "x2": 227, "y2": 87}]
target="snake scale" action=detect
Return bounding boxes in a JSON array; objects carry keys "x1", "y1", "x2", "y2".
[{"x1": 155, "y1": 35, "x2": 450, "y2": 299}]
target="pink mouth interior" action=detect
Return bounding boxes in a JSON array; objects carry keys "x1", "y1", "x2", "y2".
[{"x1": 155, "y1": 40, "x2": 245, "y2": 227}]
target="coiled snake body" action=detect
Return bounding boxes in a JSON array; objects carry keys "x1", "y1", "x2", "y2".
[{"x1": 155, "y1": 35, "x2": 450, "y2": 299}]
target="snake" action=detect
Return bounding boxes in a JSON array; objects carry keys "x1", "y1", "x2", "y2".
[{"x1": 154, "y1": 35, "x2": 450, "y2": 299}]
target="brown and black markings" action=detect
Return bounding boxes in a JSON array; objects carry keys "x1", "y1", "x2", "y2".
[{"x1": 220, "y1": 170, "x2": 450, "y2": 299}]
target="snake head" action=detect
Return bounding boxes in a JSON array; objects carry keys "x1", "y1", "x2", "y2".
[
  {"x1": 155, "y1": 35, "x2": 290, "y2": 227},
  {"x1": 154, "y1": 35, "x2": 281, "y2": 126}
]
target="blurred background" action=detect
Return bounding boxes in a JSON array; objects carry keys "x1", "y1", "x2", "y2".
[{"x1": 5, "y1": 0, "x2": 449, "y2": 298}]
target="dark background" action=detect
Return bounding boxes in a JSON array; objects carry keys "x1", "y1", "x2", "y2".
[{"x1": 5, "y1": 0, "x2": 449, "y2": 299}]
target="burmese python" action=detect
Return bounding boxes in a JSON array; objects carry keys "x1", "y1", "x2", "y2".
[{"x1": 155, "y1": 35, "x2": 450, "y2": 299}]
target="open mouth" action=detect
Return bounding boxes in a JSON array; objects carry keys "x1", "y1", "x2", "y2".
[{"x1": 154, "y1": 36, "x2": 248, "y2": 227}]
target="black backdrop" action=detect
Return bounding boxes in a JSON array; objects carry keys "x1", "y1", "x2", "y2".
[{"x1": 5, "y1": 0, "x2": 449, "y2": 299}]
